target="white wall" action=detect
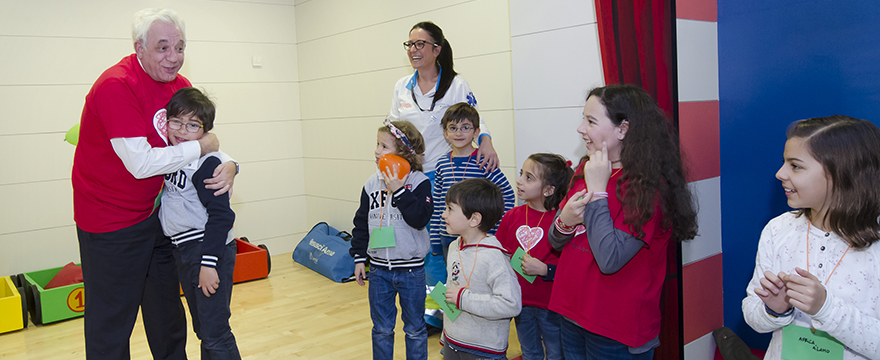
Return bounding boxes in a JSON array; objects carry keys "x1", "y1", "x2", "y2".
[
  {"x1": 0, "y1": 0, "x2": 302, "y2": 275},
  {"x1": 0, "y1": 0, "x2": 606, "y2": 276},
  {"x1": 295, "y1": 0, "x2": 518, "y2": 232},
  {"x1": 510, "y1": 0, "x2": 605, "y2": 171}
]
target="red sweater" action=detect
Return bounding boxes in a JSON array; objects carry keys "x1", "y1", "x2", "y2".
[
  {"x1": 549, "y1": 165, "x2": 671, "y2": 347},
  {"x1": 496, "y1": 204, "x2": 559, "y2": 309},
  {"x1": 72, "y1": 54, "x2": 191, "y2": 233}
]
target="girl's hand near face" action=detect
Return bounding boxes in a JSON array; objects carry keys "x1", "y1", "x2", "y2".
[
  {"x1": 584, "y1": 142, "x2": 613, "y2": 199},
  {"x1": 382, "y1": 163, "x2": 407, "y2": 193}
]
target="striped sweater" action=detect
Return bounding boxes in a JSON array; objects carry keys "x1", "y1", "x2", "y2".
[{"x1": 430, "y1": 150, "x2": 515, "y2": 250}]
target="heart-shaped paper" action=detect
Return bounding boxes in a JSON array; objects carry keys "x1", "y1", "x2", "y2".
[{"x1": 516, "y1": 225, "x2": 544, "y2": 252}]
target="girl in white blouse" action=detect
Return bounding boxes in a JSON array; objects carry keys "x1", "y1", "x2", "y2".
[{"x1": 743, "y1": 115, "x2": 880, "y2": 360}]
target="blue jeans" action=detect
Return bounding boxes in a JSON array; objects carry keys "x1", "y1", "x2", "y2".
[
  {"x1": 560, "y1": 319, "x2": 654, "y2": 360},
  {"x1": 175, "y1": 240, "x2": 241, "y2": 360},
  {"x1": 515, "y1": 306, "x2": 562, "y2": 360},
  {"x1": 369, "y1": 266, "x2": 428, "y2": 360}
]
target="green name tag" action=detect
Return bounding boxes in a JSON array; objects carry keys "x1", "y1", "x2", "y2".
[
  {"x1": 369, "y1": 226, "x2": 396, "y2": 249},
  {"x1": 510, "y1": 247, "x2": 536, "y2": 283},
  {"x1": 429, "y1": 281, "x2": 461, "y2": 322},
  {"x1": 781, "y1": 324, "x2": 844, "y2": 360}
]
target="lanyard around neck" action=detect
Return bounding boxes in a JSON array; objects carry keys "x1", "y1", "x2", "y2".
[
  {"x1": 457, "y1": 234, "x2": 486, "y2": 290},
  {"x1": 409, "y1": 67, "x2": 442, "y2": 112},
  {"x1": 449, "y1": 152, "x2": 474, "y2": 182}
]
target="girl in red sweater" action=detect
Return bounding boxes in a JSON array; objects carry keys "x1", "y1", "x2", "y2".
[
  {"x1": 496, "y1": 153, "x2": 573, "y2": 360},
  {"x1": 548, "y1": 85, "x2": 698, "y2": 359}
]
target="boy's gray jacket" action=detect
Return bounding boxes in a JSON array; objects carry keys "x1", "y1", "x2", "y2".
[
  {"x1": 350, "y1": 170, "x2": 433, "y2": 268},
  {"x1": 443, "y1": 235, "x2": 522, "y2": 355}
]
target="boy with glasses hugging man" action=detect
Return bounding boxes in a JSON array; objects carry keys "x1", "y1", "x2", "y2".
[
  {"x1": 430, "y1": 103, "x2": 516, "y2": 260},
  {"x1": 159, "y1": 87, "x2": 242, "y2": 359}
]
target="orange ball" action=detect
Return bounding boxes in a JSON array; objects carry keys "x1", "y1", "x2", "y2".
[{"x1": 378, "y1": 154, "x2": 411, "y2": 180}]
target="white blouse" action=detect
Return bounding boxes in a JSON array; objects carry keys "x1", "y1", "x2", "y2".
[{"x1": 742, "y1": 212, "x2": 880, "y2": 359}]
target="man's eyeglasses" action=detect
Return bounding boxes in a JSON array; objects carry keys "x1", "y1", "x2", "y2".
[
  {"x1": 403, "y1": 40, "x2": 438, "y2": 51},
  {"x1": 446, "y1": 125, "x2": 474, "y2": 133},
  {"x1": 167, "y1": 119, "x2": 204, "y2": 133}
]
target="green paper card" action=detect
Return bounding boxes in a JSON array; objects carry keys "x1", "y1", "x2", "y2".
[
  {"x1": 781, "y1": 324, "x2": 844, "y2": 360},
  {"x1": 369, "y1": 226, "x2": 396, "y2": 249},
  {"x1": 510, "y1": 248, "x2": 537, "y2": 283},
  {"x1": 429, "y1": 281, "x2": 461, "y2": 322}
]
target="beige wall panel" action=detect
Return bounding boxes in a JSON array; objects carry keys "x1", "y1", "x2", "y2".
[
  {"x1": 305, "y1": 196, "x2": 360, "y2": 234},
  {"x1": 0, "y1": 226, "x2": 80, "y2": 276},
  {"x1": 479, "y1": 109, "x2": 516, "y2": 168},
  {"x1": 0, "y1": 37, "x2": 133, "y2": 85},
  {"x1": 435, "y1": 0, "x2": 511, "y2": 59},
  {"x1": 0, "y1": 134, "x2": 74, "y2": 185},
  {"x1": 500, "y1": 165, "x2": 518, "y2": 200},
  {"x1": 513, "y1": 107, "x2": 587, "y2": 172},
  {"x1": 230, "y1": 158, "x2": 305, "y2": 204},
  {"x1": 304, "y1": 158, "x2": 374, "y2": 201},
  {"x1": 301, "y1": 117, "x2": 381, "y2": 160},
  {"x1": 202, "y1": 82, "x2": 300, "y2": 123},
  {"x1": 509, "y1": 0, "x2": 597, "y2": 37},
  {"x1": 249, "y1": 233, "x2": 302, "y2": 257},
  {"x1": 454, "y1": 53, "x2": 514, "y2": 111},
  {"x1": 0, "y1": 1, "x2": 294, "y2": 43},
  {"x1": 296, "y1": 0, "x2": 510, "y2": 82},
  {"x1": 213, "y1": 120, "x2": 302, "y2": 162},
  {"x1": 231, "y1": 196, "x2": 308, "y2": 252},
  {"x1": 0, "y1": 180, "x2": 72, "y2": 235},
  {"x1": 232, "y1": 196, "x2": 308, "y2": 241},
  {"x1": 298, "y1": 67, "x2": 411, "y2": 120},
  {"x1": 0, "y1": 85, "x2": 91, "y2": 136},
  {"x1": 294, "y1": 0, "x2": 467, "y2": 43},
  {"x1": 0, "y1": 1, "x2": 146, "y2": 38},
  {"x1": 296, "y1": 25, "x2": 405, "y2": 82},
  {"x1": 182, "y1": 42, "x2": 298, "y2": 84},
  {"x1": 176, "y1": 2, "x2": 296, "y2": 44}
]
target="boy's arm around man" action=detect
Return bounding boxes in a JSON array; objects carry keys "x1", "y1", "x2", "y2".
[{"x1": 193, "y1": 155, "x2": 236, "y2": 296}]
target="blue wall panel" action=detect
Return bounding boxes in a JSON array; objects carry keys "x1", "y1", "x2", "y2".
[{"x1": 718, "y1": 0, "x2": 880, "y2": 349}]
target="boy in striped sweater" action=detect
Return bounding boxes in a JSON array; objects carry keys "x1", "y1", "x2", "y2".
[{"x1": 430, "y1": 103, "x2": 515, "y2": 261}]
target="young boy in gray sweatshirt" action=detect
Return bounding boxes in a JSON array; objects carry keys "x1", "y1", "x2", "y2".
[{"x1": 441, "y1": 178, "x2": 522, "y2": 359}]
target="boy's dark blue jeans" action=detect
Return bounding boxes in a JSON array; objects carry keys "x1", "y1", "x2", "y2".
[
  {"x1": 174, "y1": 239, "x2": 241, "y2": 360},
  {"x1": 368, "y1": 265, "x2": 428, "y2": 360}
]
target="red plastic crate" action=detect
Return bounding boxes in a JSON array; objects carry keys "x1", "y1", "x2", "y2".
[{"x1": 232, "y1": 238, "x2": 269, "y2": 283}]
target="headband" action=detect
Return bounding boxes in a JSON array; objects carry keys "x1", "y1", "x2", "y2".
[{"x1": 384, "y1": 118, "x2": 416, "y2": 155}]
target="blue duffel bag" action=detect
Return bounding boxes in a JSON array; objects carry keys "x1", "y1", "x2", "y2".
[{"x1": 293, "y1": 222, "x2": 358, "y2": 283}]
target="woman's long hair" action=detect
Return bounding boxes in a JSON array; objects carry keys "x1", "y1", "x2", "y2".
[
  {"x1": 411, "y1": 22, "x2": 457, "y2": 103},
  {"x1": 576, "y1": 84, "x2": 698, "y2": 241}
]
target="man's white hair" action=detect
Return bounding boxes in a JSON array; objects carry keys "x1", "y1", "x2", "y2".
[{"x1": 131, "y1": 8, "x2": 186, "y2": 46}]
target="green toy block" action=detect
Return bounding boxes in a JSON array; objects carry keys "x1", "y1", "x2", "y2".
[{"x1": 21, "y1": 265, "x2": 85, "y2": 325}]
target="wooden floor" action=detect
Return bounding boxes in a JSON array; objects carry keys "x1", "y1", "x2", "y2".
[{"x1": 1, "y1": 253, "x2": 522, "y2": 359}]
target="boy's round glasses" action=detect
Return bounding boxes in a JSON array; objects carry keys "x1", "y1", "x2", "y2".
[
  {"x1": 403, "y1": 40, "x2": 438, "y2": 50},
  {"x1": 446, "y1": 125, "x2": 474, "y2": 133},
  {"x1": 167, "y1": 119, "x2": 204, "y2": 133}
]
